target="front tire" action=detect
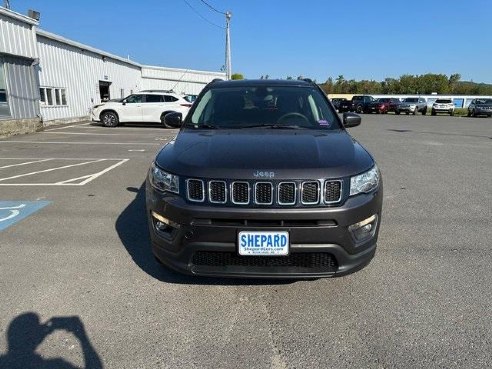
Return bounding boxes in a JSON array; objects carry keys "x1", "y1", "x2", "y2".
[
  {"x1": 101, "y1": 111, "x2": 119, "y2": 127},
  {"x1": 395, "y1": 110, "x2": 400, "y2": 115},
  {"x1": 356, "y1": 105, "x2": 363, "y2": 114},
  {"x1": 422, "y1": 108, "x2": 427, "y2": 115},
  {"x1": 431, "y1": 109, "x2": 436, "y2": 116}
]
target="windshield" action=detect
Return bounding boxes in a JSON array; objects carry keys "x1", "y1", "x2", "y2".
[
  {"x1": 436, "y1": 99, "x2": 452, "y2": 103},
  {"x1": 403, "y1": 98, "x2": 418, "y2": 103},
  {"x1": 378, "y1": 98, "x2": 390, "y2": 103},
  {"x1": 477, "y1": 99, "x2": 492, "y2": 104},
  {"x1": 188, "y1": 86, "x2": 339, "y2": 130}
]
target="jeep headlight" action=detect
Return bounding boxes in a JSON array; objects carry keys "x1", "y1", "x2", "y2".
[
  {"x1": 350, "y1": 165, "x2": 380, "y2": 196},
  {"x1": 149, "y1": 163, "x2": 179, "y2": 194}
]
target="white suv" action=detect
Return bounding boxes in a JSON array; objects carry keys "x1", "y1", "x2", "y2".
[
  {"x1": 431, "y1": 99, "x2": 455, "y2": 116},
  {"x1": 91, "y1": 91, "x2": 192, "y2": 127}
]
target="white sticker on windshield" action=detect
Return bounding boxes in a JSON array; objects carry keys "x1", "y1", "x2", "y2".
[{"x1": 318, "y1": 120, "x2": 330, "y2": 127}]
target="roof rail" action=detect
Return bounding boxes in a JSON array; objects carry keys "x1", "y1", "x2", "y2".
[{"x1": 140, "y1": 89, "x2": 174, "y2": 93}]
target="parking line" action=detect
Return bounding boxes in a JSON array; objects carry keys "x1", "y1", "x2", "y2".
[
  {"x1": 78, "y1": 159, "x2": 129, "y2": 185},
  {"x1": 0, "y1": 141, "x2": 161, "y2": 146},
  {"x1": 0, "y1": 159, "x2": 105, "y2": 182},
  {"x1": 0, "y1": 158, "x2": 53, "y2": 170},
  {"x1": 43, "y1": 132, "x2": 124, "y2": 136}
]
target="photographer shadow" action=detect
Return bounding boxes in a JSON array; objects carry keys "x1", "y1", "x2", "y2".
[{"x1": 0, "y1": 312, "x2": 103, "y2": 369}]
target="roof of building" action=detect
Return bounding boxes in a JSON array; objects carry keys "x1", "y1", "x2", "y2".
[{"x1": 0, "y1": 6, "x2": 38, "y2": 26}]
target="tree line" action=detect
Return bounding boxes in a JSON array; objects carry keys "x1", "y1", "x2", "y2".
[{"x1": 318, "y1": 74, "x2": 492, "y2": 95}]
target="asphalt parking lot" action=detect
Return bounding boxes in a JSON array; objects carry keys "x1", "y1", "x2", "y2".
[{"x1": 0, "y1": 115, "x2": 491, "y2": 368}]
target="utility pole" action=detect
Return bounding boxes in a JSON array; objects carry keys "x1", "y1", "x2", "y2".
[{"x1": 225, "y1": 11, "x2": 232, "y2": 80}]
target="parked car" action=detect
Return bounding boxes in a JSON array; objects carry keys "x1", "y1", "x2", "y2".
[
  {"x1": 367, "y1": 98, "x2": 399, "y2": 114},
  {"x1": 467, "y1": 98, "x2": 492, "y2": 117},
  {"x1": 386, "y1": 98, "x2": 402, "y2": 114},
  {"x1": 330, "y1": 98, "x2": 346, "y2": 111},
  {"x1": 351, "y1": 95, "x2": 376, "y2": 113},
  {"x1": 146, "y1": 79, "x2": 383, "y2": 278},
  {"x1": 91, "y1": 92, "x2": 192, "y2": 127},
  {"x1": 396, "y1": 97, "x2": 427, "y2": 115},
  {"x1": 431, "y1": 99, "x2": 455, "y2": 116},
  {"x1": 338, "y1": 99, "x2": 353, "y2": 112}
]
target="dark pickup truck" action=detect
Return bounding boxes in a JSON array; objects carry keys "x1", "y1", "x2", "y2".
[{"x1": 351, "y1": 95, "x2": 377, "y2": 114}]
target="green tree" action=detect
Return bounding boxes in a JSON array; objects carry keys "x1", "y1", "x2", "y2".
[{"x1": 231, "y1": 73, "x2": 244, "y2": 80}]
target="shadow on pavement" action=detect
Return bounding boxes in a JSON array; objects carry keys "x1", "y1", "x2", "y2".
[
  {"x1": 0, "y1": 312, "x2": 103, "y2": 369},
  {"x1": 116, "y1": 184, "x2": 293, "y2": 286}
]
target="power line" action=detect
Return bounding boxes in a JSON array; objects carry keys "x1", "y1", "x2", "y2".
[
  {"x1": 199, "y1": 0, "x2": 226, "y2": 15},
  {"x1": 182, "y1": 0, "x2": 224, "y2": 29}
]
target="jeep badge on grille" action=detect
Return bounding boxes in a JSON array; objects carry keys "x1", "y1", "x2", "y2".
[{"x1": 253, "y1": 171, "x2": 275, "y2": 178}]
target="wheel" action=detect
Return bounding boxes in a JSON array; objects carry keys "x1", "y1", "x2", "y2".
[
  {"x1": 395, "y1": 110, "x2": 400, "y2": 115},
  {"x1": 356, "y1": 105, "x2": 363, "y2": 114},
  {"x1": 471, "y1": 109, "x2": 476, "y2": 117},
  {"x1": 450, "y1": 111, "x2": 454, "y2": 116},
  {"x1": 101, "y1": 111, "x2": 119, "y2": 127},
  {"x1": 277, "y1": 112, "x2": 310, "y2": 125},
  {"x1": 422, "y1": 108, "x2": 427, "y2": 115},
  {"x1": 431, "y1": 109, "x2": 436, "y2": 116},
  {"x1": 406, "y1": 111, "x2": 409, "y2": 115},
  {"x1": 413, "y1": 108, "x2": 417, "y2": 115}
]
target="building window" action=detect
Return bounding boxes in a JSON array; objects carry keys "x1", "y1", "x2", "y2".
[
  {"x1": 46, "y1": 88, "x2": 53, "y2": 105},
  {"x1": 40, "y1": 87, "x2": 67, "y2": 106},
  {"x1": 0, "y1": 62, "x2": 11, "y2": 118},
  {"x1": 120, "y1": 88, "x2": 125, "y2": 98}
]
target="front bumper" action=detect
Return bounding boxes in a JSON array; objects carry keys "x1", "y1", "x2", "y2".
[{"x1": 145, "y1": 180, "x2": 383, "y2": 278}]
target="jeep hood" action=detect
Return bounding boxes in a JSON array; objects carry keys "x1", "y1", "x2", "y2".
[{"x1": 155, "y1": 129, "x2": 374, "y2": 180}]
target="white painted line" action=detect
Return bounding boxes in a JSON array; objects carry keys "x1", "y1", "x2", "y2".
[
  {"x1": 44, "y1": 124, "x2": 88, "y2": 131},
  {"x1": 0, "y1": 159, "x2": 106, "y2": 182},
  {"x1": 0, "y1": 158, "x2": 53, "y2": 170},
  {"x1": 78, "y1": 159, "x2": 129, "y2": 185},
  {"x1": 128, "y1": 149, "x2": 145, "y2": 152},
  {"x1": 0, "y1": 159, "x2": 129, "y2": 186},
  {"x1": 43, "y1": 132, "x2": 123, "y2": 136},
  {"x1": 0, "y1": 157, "x2": 128, "y2": 160},
  {"x1": 55, "y1": 174, "x2": 95, "y2": 184},
  {"x1": 0, "y1": 140, "x2": 160, "y2": 146}
]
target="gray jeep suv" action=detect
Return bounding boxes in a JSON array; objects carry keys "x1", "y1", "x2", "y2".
[{"x1": 146, "y1": 79, "x2": 383, "y2": 278}]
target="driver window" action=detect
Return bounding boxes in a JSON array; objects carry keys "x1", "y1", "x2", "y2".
[{"x1": 126, "y1": 95, "x2": 143, "y2": 103}]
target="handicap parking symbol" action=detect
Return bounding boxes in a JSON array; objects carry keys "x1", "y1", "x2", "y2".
[{"x1": 0, "y1": 201, "x2": 51, "y2": 232}]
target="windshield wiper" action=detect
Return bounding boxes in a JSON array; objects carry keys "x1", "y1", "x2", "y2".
[
  {"x1": 185, "y1": 123, "x2": 218, "y2": 129},
  {"x1": 238, "y1": 124, "x2": 308, "y2": 129}
]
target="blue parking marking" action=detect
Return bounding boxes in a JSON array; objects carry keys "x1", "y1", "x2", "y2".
[{"x1": 0, "y1": 201, "x2": 51, "y2": 232}]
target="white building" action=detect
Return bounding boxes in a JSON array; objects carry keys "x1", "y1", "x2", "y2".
[{"x1": 0, "y1": 6, "x2": 225, "y2": 135}]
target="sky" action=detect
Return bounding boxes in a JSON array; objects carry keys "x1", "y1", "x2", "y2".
[{"x1": 9, "y1": 0, "x2": 492, "y2": 83}]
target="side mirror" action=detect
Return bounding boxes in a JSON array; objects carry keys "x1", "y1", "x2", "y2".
[
  {"x1": 121, "y1": 100, "x2": 127, "y2": 105},
  {"x1": 342, "y1": 112, "x2": 361, "y2": 128},
  {"x1": 164, "y1": 112, "x2": 183, "y2": 128}
]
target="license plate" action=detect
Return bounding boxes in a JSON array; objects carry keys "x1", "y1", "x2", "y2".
[{"x1": 238, "y1": 231, "x2": 289, "y2": 256}]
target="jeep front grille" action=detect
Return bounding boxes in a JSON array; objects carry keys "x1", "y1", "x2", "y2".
[
  {"x1": 232, "y1": 182, "x2": 250, "y2": 204},
  {"x1": 324, "y1": 181, "x2": 342, "y2": 203},
  {"x1": 301, "y1": 181, "x2": 320, "y2": 204},
  {"x1": 255, "y1": 182, "x2": 273, "y2": 205},
  {"x1": 209, "y1": 181, "x2": 226, "y2": 204},
  {"x1": 185, "y1": 179, "x2": 343, "y2": 207},
  {"x1": 278, "y1": 182, "x2": 296, "y2": 205},
  {"x1": 187, "y1": 179, "x2": 205, "y2": 202}
]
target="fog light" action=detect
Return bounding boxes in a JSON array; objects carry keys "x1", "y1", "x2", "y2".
[
  {"x1": 151, "y1": 211, "x2": 180, "y2": 232},
  {"x1": 349, "y1": 214, "x2": 378, "y2": 244}
]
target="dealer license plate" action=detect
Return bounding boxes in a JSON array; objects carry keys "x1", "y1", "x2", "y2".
[{"x1": 238, "y1": 231, "x2": 289, "y2": 256}]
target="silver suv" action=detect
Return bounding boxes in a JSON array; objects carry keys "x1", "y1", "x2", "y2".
[{"x1": 396, "y1": 97, "x2": 427, "y2": 115}]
